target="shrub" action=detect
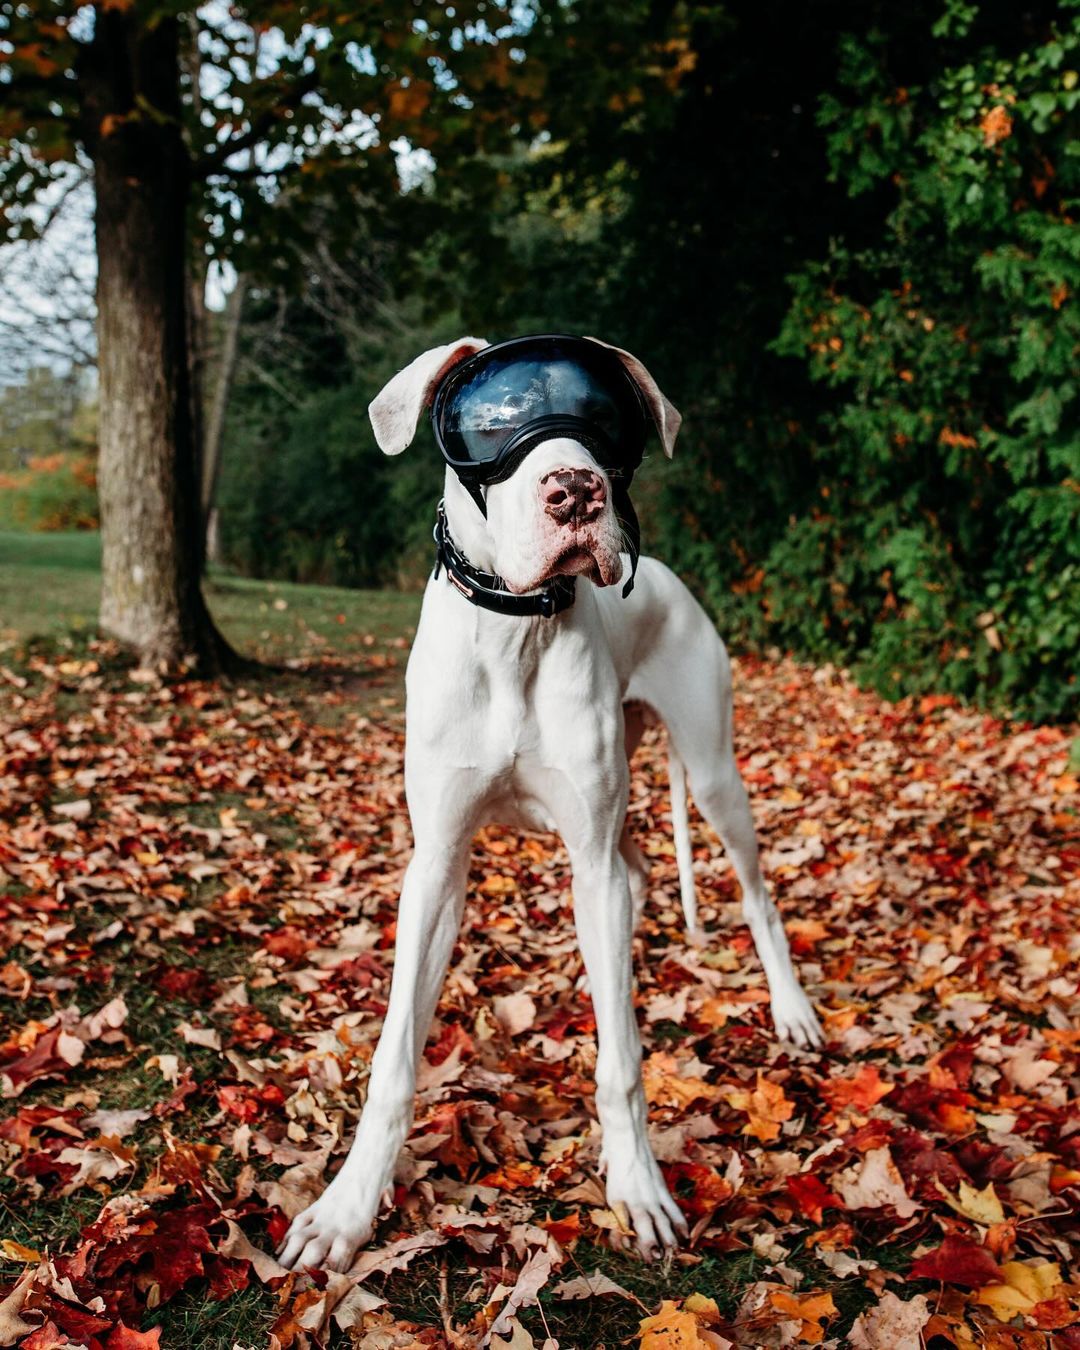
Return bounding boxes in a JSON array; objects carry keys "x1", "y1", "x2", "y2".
[
  {"x1": 0, "y1": 453, "x2": 99, "y2": 532},
  {"x1": 761, "y1": 2, "x2": 1080, "y2": 720}
]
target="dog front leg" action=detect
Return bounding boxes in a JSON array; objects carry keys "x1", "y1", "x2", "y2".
[
  {"x1": 572, "y1": 848, "x2": 688, "y2": 1259},
  {"x1": 277, "y1": 841, "x2": 468, "y2": 1272}
]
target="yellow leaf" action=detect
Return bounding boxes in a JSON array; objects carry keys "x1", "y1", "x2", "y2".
[
  {"x1": 974, "y1": 1262, "x2": 1062, "y2": 1320},
  {"x1": 683, "y1": 1293, "x2": 720, "y2": 1325},
  {"x1": 727, "y1": 1072, "x2": 795, "y2": 1143},
  {"x1": 0, "y1": 1239, "x2": 41, "y2": 1263},
  {"x1": 478, "y1": 873, "x2": 517, "y2": 896},
  {"x1": 935, "y1": 1178, "x2": 1006, "y2": 1225}
]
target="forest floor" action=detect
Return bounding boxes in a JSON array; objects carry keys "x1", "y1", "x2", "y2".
[{"x1": 1, "y1": 535, "x2": 1078, "y2": 1349}]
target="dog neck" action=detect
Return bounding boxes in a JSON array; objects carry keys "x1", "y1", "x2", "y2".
[
  {"x1": 434, "y1": 493, "x2": 576, "y2": 620},
  {"x1": 442, "y1": 472, "x2": 497, "y2": 571}
]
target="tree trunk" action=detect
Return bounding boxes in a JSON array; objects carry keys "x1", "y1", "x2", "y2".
[
  {"x1": 85, "y1": 10, "x2": 236, "y2": 673},
  {"x1": 201, "y1": 273, "x2": 248, "y2": 564}
]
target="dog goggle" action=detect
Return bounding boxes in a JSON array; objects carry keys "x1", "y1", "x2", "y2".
[
  {"x1": 430, "y1": 335, "x2": 649, "y2": 598},
  {"x1": 431, "y1": 335, "x2": 649, "y2": 505}
]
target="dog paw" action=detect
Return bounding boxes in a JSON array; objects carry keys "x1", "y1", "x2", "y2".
[
  {"x1": 771, "y1": 983, "x2": 825, "y2": 1049},
  {"x1": 276, "y1": 1174, "x2": 387, "y2": 1273},
  {"x1": 604, "y1": 1154, "x2": 689, "y2": 1260}
]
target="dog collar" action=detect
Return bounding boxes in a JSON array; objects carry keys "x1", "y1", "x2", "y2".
[{"x1": 432, "y1": 503, "x2": 576, "y2": 619}]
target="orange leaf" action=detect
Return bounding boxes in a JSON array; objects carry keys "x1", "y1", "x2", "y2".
[
  {"x1": 642, "y1": 1052, "x2": 719, "y2": 1109},
  {"x1": 539, "y1": 1211, "x2": 582, "y2": 1246},
  {"x1": 14, "y1": 43, "x2": 58, "y2": 77},
  {"x1": 638, "y1": 1296, "x2": 728, "y2": 1348},
  {"x1": 477, "y1": 1159, "x2": 541, "y2": 1191},
  {"x1": 820, "y1": 1065, "x2": 894, "y2": 1112},
  {"x1": 386, "y1": 80, "x2": 432, "y2": 122},
  {"x1": 478, "y1": 873, "x2": 517, "y2": 896},
  {"x1": 768, "y1": 1290, "x2": 837, "y2": 1344},
  {"x1": 980, "y1": 104, "x2": 1013, "y2": 147},
  {"x1": 727, "y1": 1073, "x2": 795, "y2": 1142}
]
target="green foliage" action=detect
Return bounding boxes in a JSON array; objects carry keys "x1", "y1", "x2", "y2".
[
  {"x1": 4, "y1": 0, "x2": 1057, "y2": 718},
  {"x1": 216, "y1": 294, "x2": 454, "y2": 588},
  {"x1": 770, "y1": 2, "x2": 1080, "y2": 719},
  {"x1": 0, "y1": 0, "x2": 536, "y2": 274},
  {"x1": 0, "y1": 452, "x2": 98, "y2": 532},
  {"x1": 0, "y1": 368, "x2": 99, "y2": 532}
]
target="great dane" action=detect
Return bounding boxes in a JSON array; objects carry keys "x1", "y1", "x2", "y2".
[{"x1": 277, "y1": 335, "x2": 823, "y2": 1272}]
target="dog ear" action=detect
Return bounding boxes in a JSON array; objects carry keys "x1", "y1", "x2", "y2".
[
  {"x1": 369, "y1": 337, "x2": 489, "y2": 455},
  {"x1": 583, "y1": 337, "x2": 681, "y2": 458}
]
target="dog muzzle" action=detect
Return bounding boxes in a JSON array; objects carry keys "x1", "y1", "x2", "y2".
[{"x1": 430, "y1": 334, "x2": 650, "y2": 602}]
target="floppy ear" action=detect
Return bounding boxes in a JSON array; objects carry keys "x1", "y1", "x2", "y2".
[
  {"x1": 584, "y1": 336, "x2": 681, "y2": 458},
  {"x1": 369, "y1": 337, "x2": 489, "y2": 454}
]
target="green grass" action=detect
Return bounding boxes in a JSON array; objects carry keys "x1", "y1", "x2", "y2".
[{"x1": 0, "y1": 528, "x2": 422, "y2": 674}]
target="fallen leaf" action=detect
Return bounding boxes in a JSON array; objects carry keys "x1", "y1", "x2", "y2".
[
  {"x1": 638, "y1": 1296, "x2": 732, "y2": 1349},
  {"x1": 551, "y1": 1270, "x2": 635, "y2": 1301},
  {"x1": 935, "y1": 1178, "x2": 1006, "y2": 1225},
  {"x1": 493, "y1": 992, "x2": 537, "y2": 1035},
  {"x1": 973, "y1": 1261, "x2": 1063, "y2": 1319},
  {"x1": 908, "y1": 1235, "x2": 1002, "y2": 1287},
  {"x1": 834, "y1": 1147, "x2": 920, "y2": 1218},
  {"x1": 848, "y1": 1291, "x2": 931, "y2": 1350},
  {"x1": 489, "y1": 1247, "x2": 557, "y2": 1338},
  {"x1": 726, "y1": 1073, "x2": 795, "y2": 1143}
]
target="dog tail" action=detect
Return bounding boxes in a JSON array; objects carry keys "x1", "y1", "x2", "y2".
[{"x1": 668, "y1": 745, "x2": 703, "y2": 943}]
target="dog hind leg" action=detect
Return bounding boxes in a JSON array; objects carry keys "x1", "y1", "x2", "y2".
[
  {"x1": 634, "y1": 616, "x2": 823, "y2": 1048},
  {"x1": 686, "y1": 751, "x2": 823, "y2": 1047}
]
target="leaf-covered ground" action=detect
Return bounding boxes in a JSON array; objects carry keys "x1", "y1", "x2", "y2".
[{"x1": 1, "y1": 635, "x2": 1078, "y2": 1348}]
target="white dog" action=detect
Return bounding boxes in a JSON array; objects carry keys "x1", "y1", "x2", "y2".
[{"x1": 277, "y1": 335, "x2": 823, "y2": 1273}]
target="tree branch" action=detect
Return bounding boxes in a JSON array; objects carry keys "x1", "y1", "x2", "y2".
[{"x1": 191, "y1": 69, "x2": 321, "y2": 177}]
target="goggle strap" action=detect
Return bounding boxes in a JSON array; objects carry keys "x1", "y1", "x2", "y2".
[
  {"x1": 614, "y1": 483, "x2": 640, "y2": 598},
  {"x1": 465, "y1": 481, "x2": 488, "y2": 517}
]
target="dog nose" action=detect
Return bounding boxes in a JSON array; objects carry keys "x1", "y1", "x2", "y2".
[{"x1": 539, "y1": 468, "x2": 606, "y2": 525}]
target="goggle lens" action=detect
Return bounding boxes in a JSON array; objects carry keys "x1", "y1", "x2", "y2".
[{"x1": 432, "y1": 337, "x2": 646, "y2": 481}]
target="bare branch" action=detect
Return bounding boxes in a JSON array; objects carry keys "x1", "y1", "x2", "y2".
[{"x1": 191, "y1": 69, "x2": 321, "y2": 177}]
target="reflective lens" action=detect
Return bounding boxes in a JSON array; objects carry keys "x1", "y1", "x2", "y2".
[{"x1": 432, "y1": 336, "x2": 647, "y2": 481}]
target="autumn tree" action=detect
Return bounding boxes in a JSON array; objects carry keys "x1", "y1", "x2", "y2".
[{"x1": 0, "y1": 0, "x2": 527, "y2": 670}]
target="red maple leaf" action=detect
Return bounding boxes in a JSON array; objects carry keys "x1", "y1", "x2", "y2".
[
  {"x1": 787, "y1": 1173, "x2": 842, "y2": 1224},
  {"x1": 909, "y1": 1235, "x2": 1002, "y2": 1287},
  {"x1": 664, "y1": 1162, "x2": 735, "y2": 1222},
  {"x1": 0, "y1": 1026, "x2": 79, "y2": 1095}
]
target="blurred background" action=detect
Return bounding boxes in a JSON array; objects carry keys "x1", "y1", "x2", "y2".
[{"x1": 1, "y1": 0, "x2": 1077, "y2": 719}]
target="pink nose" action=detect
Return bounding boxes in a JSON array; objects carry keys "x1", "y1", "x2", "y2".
[{"x1": 539, "y1": 468, "x2": 606, "y2": 526}]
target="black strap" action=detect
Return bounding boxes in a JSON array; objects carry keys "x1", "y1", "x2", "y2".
[
  {"x1": 433, "y1": 504, "x2": 577, "y2": 619},
  {"x1": 612, "y1": 481, "x2": 640, "y2": 598}
]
